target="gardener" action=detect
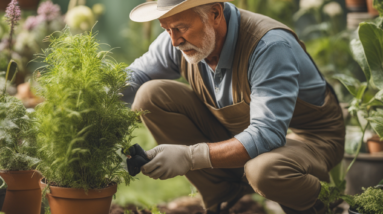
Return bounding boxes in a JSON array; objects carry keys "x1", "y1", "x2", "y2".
[{"x1": 124, "y1": 0, "x2": 345, "y2": 213}]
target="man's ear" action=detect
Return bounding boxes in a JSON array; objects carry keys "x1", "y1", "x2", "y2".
[{"x1": 211, "y1": 3, "x2": 224, "y2": 25}]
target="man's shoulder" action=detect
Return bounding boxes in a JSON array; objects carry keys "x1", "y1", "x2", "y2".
[{"x1": 258, "y1": 29, "x2": 297, "y2": 48}]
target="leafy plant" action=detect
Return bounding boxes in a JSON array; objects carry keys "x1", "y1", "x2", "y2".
[
  {"x1": 318, "y1": 181, "x2": 354, "y2": 213},
  {"x1": 34, "y1": 27, "x2": 144, "y2": 190},
  {"x1": 319, "y1": 1, "x2": 383, "y2": 212},
  {"x1": 352, "y1": 186, "x2": 383, "y2": 214},
  {"x1": 0, "y1": 61, "x2": 38, "y2": 171}
]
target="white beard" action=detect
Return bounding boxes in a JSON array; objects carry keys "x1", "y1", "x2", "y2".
[{"x1": 176, "y1": 24, "x2": 216, "y2": 64}]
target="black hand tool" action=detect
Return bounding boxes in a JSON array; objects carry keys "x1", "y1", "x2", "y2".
[{"x1": 124, "y1": 144, "x2": 150, "y2": 176}]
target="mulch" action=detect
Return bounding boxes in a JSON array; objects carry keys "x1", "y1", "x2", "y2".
[{"x1": 109, "y1": 195, "x2": 267, "y2": 214}]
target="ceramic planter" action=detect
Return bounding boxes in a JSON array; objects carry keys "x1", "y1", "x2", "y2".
[
  {"x1": 367, "y1": 135, "x2": 383, "y2": 153},
  {"x1": 0, "y1": 170, "x2": 42, "y2": 214},
  {"x1": 346, "y1": 0, "x2": 368, "y2": 12},
  {"x1": 366, "y1": 0, "x2": 379, "y2": 16},
  {"x1": 40, "y1": 179, "x2": 117, "y2": 214},
  {"x1": 343, "y1": 153, "x2": 383, "y2": 195},
  {"x1": 0, "y1": 0, "x2": 40, "y2": 11}
]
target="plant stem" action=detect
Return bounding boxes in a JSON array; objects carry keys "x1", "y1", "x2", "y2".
[{"x1": 346, "y1": 115, "x2": 369, "y2": 174}]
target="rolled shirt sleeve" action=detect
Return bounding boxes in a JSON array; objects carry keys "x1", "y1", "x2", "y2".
[
  {"x1": 121, "y1": 31, "x2": 182, "y2": 104},
  {"x1": 234, "y1": 41, "x2": 300, "y2": 159}
]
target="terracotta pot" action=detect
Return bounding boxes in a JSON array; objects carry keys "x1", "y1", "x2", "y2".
[
  {"x1": 367, "y1": 0, "x2": 380, "y2": 16},
  {"x1": 40, "y1": 179, "x2": 117, "y2": 214},
  {"x1": 346, "y1": 0, "x2": 368, "y2": 12},
  {"x1": 0, "y1": 0, "x2": 40, "y2": 11},
  {"x1": 0, "y1": 170, "x2": 42, "y2": 214},
  {"x1": 367, "y1": 135, "x2": 383, "y2": 153}
]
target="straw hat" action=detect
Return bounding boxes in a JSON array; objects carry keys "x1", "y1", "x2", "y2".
[{"x1": 130, "y1": 0, "x2": 233, "y2": 23}]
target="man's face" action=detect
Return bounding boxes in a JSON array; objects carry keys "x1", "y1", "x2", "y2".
[{"x1": 160, "y1": 8, "x2": 216, "y2": 64}]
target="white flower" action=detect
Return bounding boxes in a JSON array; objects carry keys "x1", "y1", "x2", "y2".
[
  {"x1": 300, "y1": 0, "x2": 324, "y2": 9},
  {"x1": 65, "y1": 5, "x2": 95, "y2": 31},
  {"x1": 323, "y1": 2, "x2": 343, "y2": 17}
]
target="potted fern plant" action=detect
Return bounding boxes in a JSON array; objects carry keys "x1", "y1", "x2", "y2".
[
  {"x1": 0, "y1": 61, "x2": 42, "y2": 214},
  {"x1": 34, "y1": 28, "x2": 143, "y2": 214}
]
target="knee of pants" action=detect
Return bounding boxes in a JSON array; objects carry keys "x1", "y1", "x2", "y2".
[
  {"x1": 132, "y1": 79, "x2": 172, "y2": 112},
  {"x1": 244, "y1": 153, "x2": 303, "y2": 197}
]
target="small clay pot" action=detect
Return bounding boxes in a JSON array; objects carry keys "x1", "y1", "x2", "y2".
[
  {"x1": 346, "y1": 0, "x2": 368, "y2": 12},
  {"x1": 0, "y1": 170, "x2": 42, "y2": 214},
  {"x1": 367, "y1": 0, "x2": 380, "y2": 16},
  {"x1": 367, "y1": 135, "x2": 383, "y2": 154},
  {"x1": 40, "y1": 179, "x2": 117, "y2": 214},
  {"x1": 0, "y1": 0, "x2": 40, "y2": 11}
]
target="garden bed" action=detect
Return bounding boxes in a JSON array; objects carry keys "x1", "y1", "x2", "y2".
[{"x1": 109, "y1": 195, "x2": 266, "y2": 214}]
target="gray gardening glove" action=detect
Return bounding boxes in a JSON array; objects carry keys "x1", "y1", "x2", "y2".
[{"x1": 141, "y1": 143, "x2": 212, "y2": 180}]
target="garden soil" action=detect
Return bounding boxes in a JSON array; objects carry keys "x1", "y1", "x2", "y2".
[{"x1": 109, "y1": 195, "x2": 267, "y2": 214}]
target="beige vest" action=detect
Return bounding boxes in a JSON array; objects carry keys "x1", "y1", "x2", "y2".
[{"x1": 180, "y1": 9, "x2": 345, "y2": 169}]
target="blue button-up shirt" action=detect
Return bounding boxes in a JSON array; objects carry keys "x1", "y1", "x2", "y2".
[{"x1": 123, "y1": 3, "x2": 326, "y2": 158}]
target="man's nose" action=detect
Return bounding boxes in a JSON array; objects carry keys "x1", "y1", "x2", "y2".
[{"x1": 170, "y1": 30, "x2": 185, "y2": 47}]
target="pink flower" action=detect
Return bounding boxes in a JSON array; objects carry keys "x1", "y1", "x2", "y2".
[
  {"x1": 5, "y1": 0, "x2": 21, "y2": 26},
  {"x1": 23, "y1": 16, "x2": 44, "y2": 31},
  {"x1": 37, "y1": 1, "x2": 61, "y2": 22}
]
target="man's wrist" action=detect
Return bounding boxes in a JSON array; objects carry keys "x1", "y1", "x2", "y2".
[{"x1": 189, "y1": 143, "x2": 213, "y2": 170}]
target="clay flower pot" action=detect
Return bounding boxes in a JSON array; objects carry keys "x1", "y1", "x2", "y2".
[
  {"x1": 367, "y1": 135, "x2": 383, "y2": 154},
  {"x1": 367, "y1": 0, "x2": 380, "y2": 16},
  {"x1": 40, "y1": 179, "x2": 117, "y2": 214},
  {"x1": 0, "y1": 170, "x2": 42, "y2": 214},
  {"x1": 346, "y1": 0, "x2": 368, "y2": 12},
  {"x1": 0, "y1": 0, "x2": 40, "y2": 11}
]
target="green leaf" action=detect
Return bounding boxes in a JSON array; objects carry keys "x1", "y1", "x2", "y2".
[
  {"x1": 333, "y1": 74, "x2": 361, "y2": 97},
  {"x1": 367, "y1": 89, "x2": 383, "y2": 107},
  {"x1": 340, "y1": 194, "x2": 355, "y2": 206},
  {"x1": 351, "y1": 39, "x2": 371, "y2": 82},
  {"x1": 356, "y1": 82, "x2": 368, "y2": 100},
  {"x1": 359, "y1": 23, "x2": 383, "y2": 89},
  {"x1": 349, "y1": 98, "x2": 360, "y2": 116},
  {"x1": 367, "y1": 109, "x2": 383, "y2": 138}
]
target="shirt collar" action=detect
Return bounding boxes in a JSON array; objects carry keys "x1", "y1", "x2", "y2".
[{"x1": 216, "y1": 3, "x2": 240, "y2": 70}]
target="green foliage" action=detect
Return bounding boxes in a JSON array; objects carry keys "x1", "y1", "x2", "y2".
[
  {"x1": 319, "y1": 181, "x2": 354, "y2": 213},
  {"x1": 358, "y1": 23, "x2": 383, "y2": 90},
  {"x1": 34, "y1": 27, "x2": 144, "y2": 190},
  {"x1": 374, "y1": 0, "x2": 383, "y2": 16},
  {"x1": 352, "y1": 187, "x2": 383, "y2": 214},
  {"x1": 322, "y1": 2, "x2": 383, "y2": 211},
  {"x1": 232, "y1": 0, "x2": 297, "y2": 27},
  {"x1": 0, "y1": 61, "x2": 38, "y2": 171}
]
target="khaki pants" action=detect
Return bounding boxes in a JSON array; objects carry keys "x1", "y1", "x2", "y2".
[{"x1": 132, "y1": 80, "x2": 340, "y2": 213}]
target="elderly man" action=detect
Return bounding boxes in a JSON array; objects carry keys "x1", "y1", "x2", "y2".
[{"x1": 124, "y1": 0, "x2": 345, "y2": 213}]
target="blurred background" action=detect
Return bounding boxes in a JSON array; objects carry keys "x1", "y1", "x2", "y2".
[{"x1": 0, "y1": 0, "x2": 380, "y2": 213}]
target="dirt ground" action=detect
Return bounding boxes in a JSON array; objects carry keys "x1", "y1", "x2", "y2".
[
  {"x1": 109, "y1": 195, "x2": 351, "y2": 214},
  {"x1": 109, "y1": 195, "x2": 267, "y2": 214}
]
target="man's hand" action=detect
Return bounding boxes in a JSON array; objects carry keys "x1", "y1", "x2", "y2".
[{"x1": 142, "y1": 143, "x2": 212, "y2": 180}]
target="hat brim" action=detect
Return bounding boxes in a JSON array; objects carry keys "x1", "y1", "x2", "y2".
[{"x1": 130, "y1": 0, "x2": 234, "y2": 23}]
